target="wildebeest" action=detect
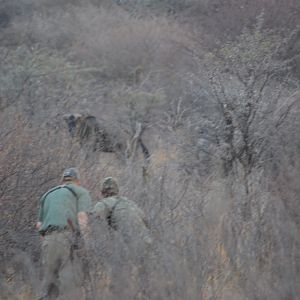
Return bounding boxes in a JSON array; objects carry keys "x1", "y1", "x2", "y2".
[
  {"x1": 63, "y1": 113, "x2": 115, "y2": 153},
  {"x1": 63, "y1": 113, "x2": 151, "y2": 179}
]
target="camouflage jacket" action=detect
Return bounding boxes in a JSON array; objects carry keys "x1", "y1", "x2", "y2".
[{"x1": 93, "y1": 196, "x2": 151, "y2": 244}]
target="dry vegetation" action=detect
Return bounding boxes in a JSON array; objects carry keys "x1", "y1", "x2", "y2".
[{"x1": 1, "y1": 0, "x2": 300, "y2": 299}]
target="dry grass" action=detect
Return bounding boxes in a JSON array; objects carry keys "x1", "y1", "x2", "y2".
[{"x1": 1, "y1": 1, "x2": 300, "y2": 299}]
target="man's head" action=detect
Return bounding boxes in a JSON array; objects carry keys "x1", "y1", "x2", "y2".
[
  {"x1": 101, "y1": 177, "x2": 119, "y2": 197},
  {"x1": 62, "y1": 167, "x2": 80, "y2": 184}
]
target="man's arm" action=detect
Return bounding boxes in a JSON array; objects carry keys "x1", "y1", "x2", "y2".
[
  {"x1": 78, "y1": 211, "x2": 89, "y2": 235},
  {"x1": 36, "y1": 195, "x2": 45, "y2": 231},
  {"x1": 77, "y1": 189, "x2": 93, "y2": 212},
  {"x1": 93, "y1": 201, "x2": 107, "y2": 219},
  {"x1": 77, "y1": 189, "x2": 93, "y2": 237}
]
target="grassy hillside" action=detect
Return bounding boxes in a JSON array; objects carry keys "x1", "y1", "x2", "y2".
[{"x1": 1, "y1": 1, "x2": 300, "y2": 299}]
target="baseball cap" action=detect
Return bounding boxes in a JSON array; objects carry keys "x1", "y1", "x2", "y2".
[{"x1": 62, "y1": 167, "x2": 80, "y2": 180}]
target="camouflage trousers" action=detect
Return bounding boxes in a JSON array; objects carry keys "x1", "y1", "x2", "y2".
[{"x1": 40, "y1": 231, "x2": 84, "y2": 300}]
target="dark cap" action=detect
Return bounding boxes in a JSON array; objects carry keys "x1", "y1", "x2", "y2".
[{"x1": 62, "y1": 167, "x2": 80, "y2": 180}]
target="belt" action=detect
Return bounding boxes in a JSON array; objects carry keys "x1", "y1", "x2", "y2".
[{"x1": 40, "y1": 225, "x2": 69, "y2": 236}]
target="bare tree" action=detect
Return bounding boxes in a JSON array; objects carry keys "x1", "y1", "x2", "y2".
[{"x1": 191, "y1": 16, "x2": 300, "y2": 188}]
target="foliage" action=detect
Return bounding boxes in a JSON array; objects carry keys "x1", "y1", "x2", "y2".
[{"x1": 0, "y1": 2, "x2": 300, "y2": 300}]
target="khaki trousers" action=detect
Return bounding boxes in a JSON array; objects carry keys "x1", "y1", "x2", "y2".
[{"x1": 40, "y1": 231, "x2": 84, "y2": 300}]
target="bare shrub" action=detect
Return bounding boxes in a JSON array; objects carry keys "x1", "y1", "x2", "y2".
[
  {"x1": 69, "y1": 6, "x2": 191, "y2": 82},
  {"x1": 170, "y1": 16, "x2": 300, "y2": 299},
  {"x1": 1, "y1": 2, "x2": 300, "y2": 300},
  {"x1": 4, "y1": 3, "x2": 194, "y2": 89},
  {"x1": 184, "y1": 16, "x2": 300, "y2": 182},
  {"x1": 186, "y1": 0, "x2": 300, "y2": 41}
]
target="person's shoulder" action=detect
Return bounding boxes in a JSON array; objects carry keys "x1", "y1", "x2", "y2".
[
  {"x1": 40, "y1": 185, "x2": 61, "y2": 203},
  {"x1": 41, "y1": 185, "x2": 62, "y2": 199},
  {"x1": 122, "y1": 197, "x2": 138, "y2": 207},
  {"x1": 69, "y1": 183, "x2": 89, "y2": 195},
  {"x1": 93, "y1": 198, "x2": 113, "y2": 214},
  {"x1": 93, "y1": 200, "x2": 105, "y2": 211},
  {"x1": 103, "y1": 196, "x2": 119, "y2": 205},
  {"x1": 116, "y1": 197, "x2": 141, "y2": 212}
]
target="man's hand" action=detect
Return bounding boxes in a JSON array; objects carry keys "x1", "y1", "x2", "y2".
[
  {"x1": 36, "y1": 222, "x2": 44, "y2": 240},
  {"x1": 36, "y1": 222, "x2": 42, "y2": 230}
]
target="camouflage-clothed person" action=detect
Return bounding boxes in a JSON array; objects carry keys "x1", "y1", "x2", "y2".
[
  {"x1": 93, "y1": 177, "x2": 152, "y2": 247},
  {"x1": 93, "y1": 177, "x2": 152, "y2": 298},
  {"x1": 37, "y1": 168, "x2": 92, "y2": 300}
]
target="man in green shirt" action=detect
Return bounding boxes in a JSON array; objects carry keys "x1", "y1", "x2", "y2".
[{"x1": 37, "y1": 167, "x2": 92, "y2": 300}]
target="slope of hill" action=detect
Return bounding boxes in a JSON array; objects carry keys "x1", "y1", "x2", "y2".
[{"x1": 1, "y1": 1, "x2": 300, "y2": 299}]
